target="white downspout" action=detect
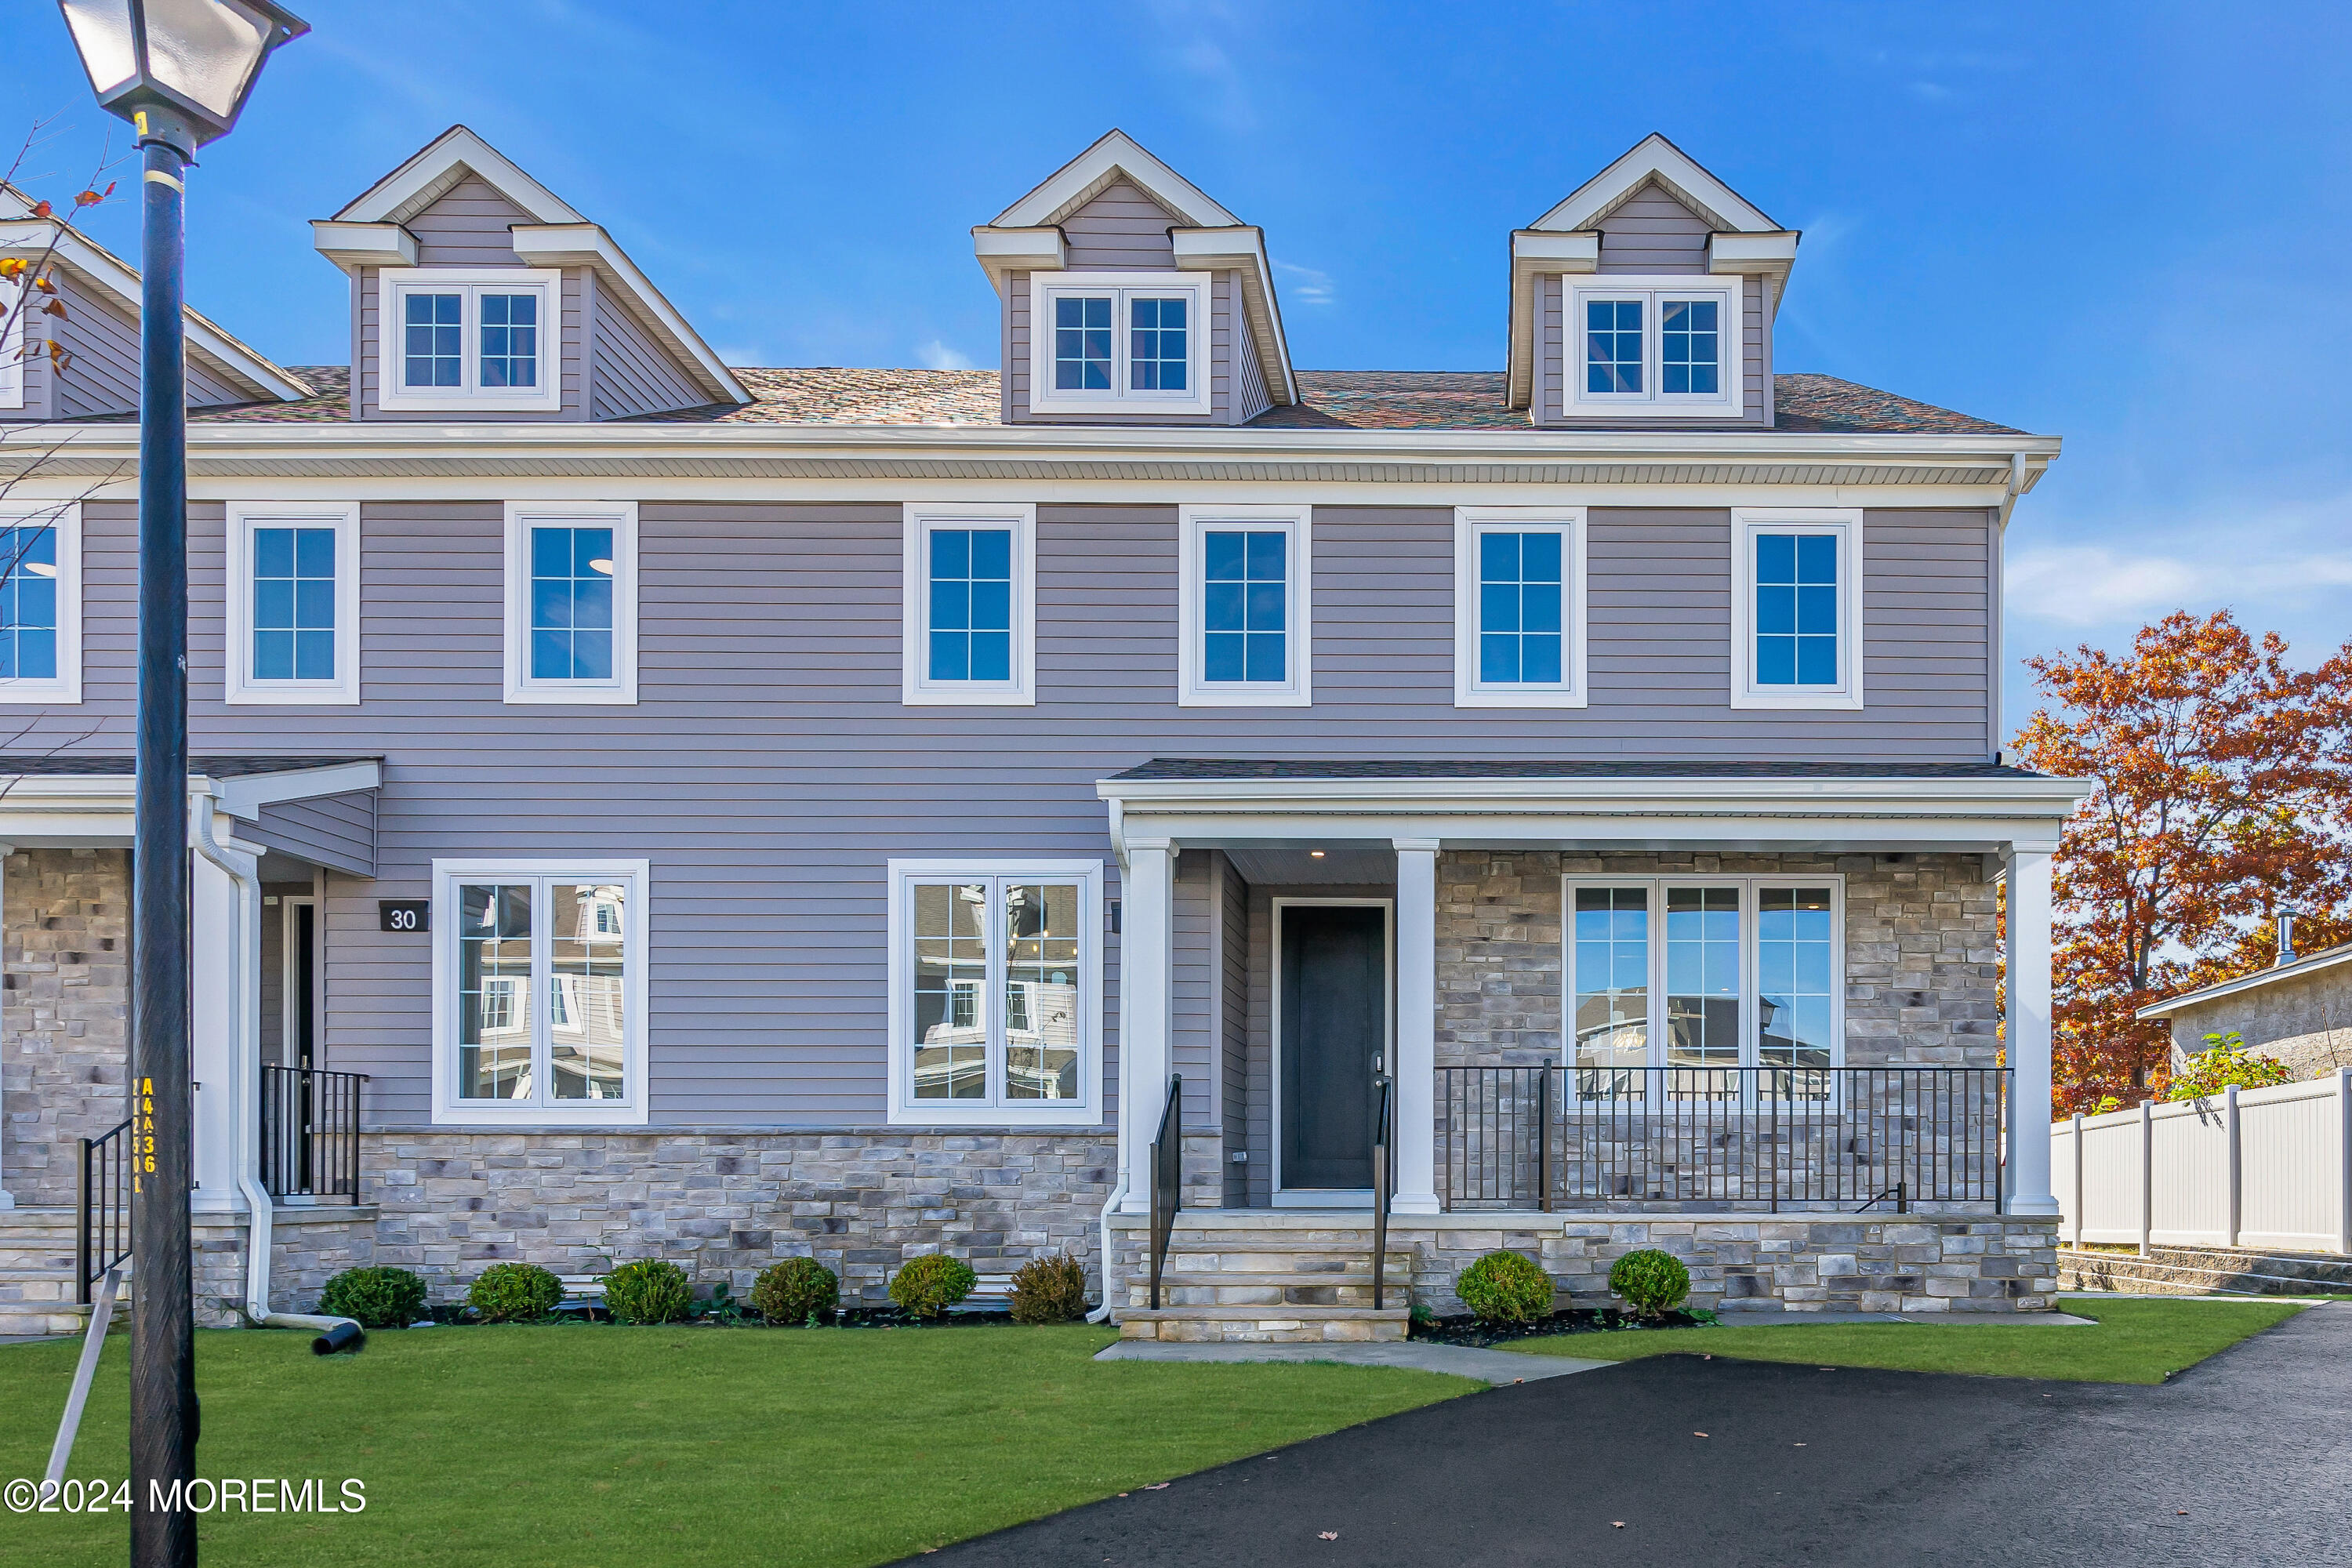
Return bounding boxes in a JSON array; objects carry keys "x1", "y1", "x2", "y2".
[
  {"x1": 192, "y1": 792, "x2": 359, "y2": 1341},
  {"x1": 1084, "y1": 1173, "x2": 1128, "y2": 1325}
]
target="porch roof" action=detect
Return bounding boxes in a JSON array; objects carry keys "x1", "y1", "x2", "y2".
[
  {"x1": 0, "y1": 756, "x2": 381, "y2": 869},
  {"x1": 1109, "y1": 758, "x2": 2045, "y2": 781}
]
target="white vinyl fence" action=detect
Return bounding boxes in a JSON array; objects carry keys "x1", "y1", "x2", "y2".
[{"x1": 2053, "y1": 1068, "x2": 2352, "y2": 1256}]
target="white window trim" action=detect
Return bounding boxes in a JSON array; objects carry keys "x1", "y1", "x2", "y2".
[
  {"x1": 429, "y1": 857, "x2": 652, "y2": 1127},
  {"x1": 1562, "y1": 873, "x2": 1847, "y2": 1082},
  {"x1": 1453, "y1": 506, "x2": 1588, "y2": 709},
  {"x1": 223, "y1": 501, "x2": 361, "y2": 706},
  {"x1": 900, "y1": 503, "x2": 1037, "y2": 706},
  {"x1": 503, "y1": 500, "x2": 638, "y2": 706},
  {"x1": 1730, "y1": 507, "x2": 1864, "y2": 710},
  {"x1": 1026, "y1": 270, "x2": 1213, "y2": 416},
  {"x1": 1176, "y1": 503, "x2": 1312, "y2": 707},
  {"x1": 1561, "y1": 274, "x2": 1741, "y2": 419},
  {"x1": 376, "y1": 267, "x2": 564, "y2": 413},
  {"x1": 884, "y1": 857, "x2": 1105, "y2": 1128},
  {"x1": 0, "y1": 499, "x2": 82, "y2": 706}
]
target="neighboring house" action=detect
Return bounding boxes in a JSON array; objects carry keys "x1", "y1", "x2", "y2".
[
  {"x1": 2137, "y1": 924, "x2": 2352, "y2": 1082},
  {"x1": 0, "y1": 126, "x2": 2087, "y2": 1338}
]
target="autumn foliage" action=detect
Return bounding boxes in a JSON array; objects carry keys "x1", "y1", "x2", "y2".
[{"x1": 2014, "y1": 611, "x2": 2352, "y2": 1113}]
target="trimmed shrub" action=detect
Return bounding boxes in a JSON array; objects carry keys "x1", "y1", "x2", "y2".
[
  {"x1": 466, "y1": 1261, "x2": 565, "y2": 1324},
  {"x1": 1454, "y1": 1250, "x2": 1553, "y2": 1325},
  {"x1": 1008, "y1": 1253, "x2": 1088, "y2": 1324},
  {"x1": 1608, "y1": 1248, "x2": 1691, "y2": 1318},
  {"x1": 603, "y1": 1260, "x2": 695, "y2": 1325},
  {"x1": 318, "y1": 1265, "x2": 428, "y2": 1329},
  {"x1": 888, "y1": 1253, "x2": 977, "y2": 1319},
  {"x1": 750, "y1": 1257, "x2": 840, "y2": 1325}
]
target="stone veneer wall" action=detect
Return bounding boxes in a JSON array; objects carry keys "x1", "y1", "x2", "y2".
[
  {"x1": 1435, "y1": 850, "x2": 2001, "y2": 1069},
  {"x1": 192, "y1": 1210, "x2": 378, "y2": 1328},
  {"x1": 2, "y1": 848, "x2": 130, "y2": 1204},
  {"x1": 2164, "y1": 966, "x2": 2352, "y2": 1082}
]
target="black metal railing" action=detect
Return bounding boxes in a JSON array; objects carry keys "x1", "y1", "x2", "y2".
[
  {"x1": 260, "y1": 1065, "x2": 368, "y2": 1203},
  {"x1": 77, "y1": 1120, "x2": 133, "y2": 1307},
  {"x1": 1147, "y1": 1073, "x2": 1181, "y2": 1311},
  {"x1": 1370, "y1": 1073, "x2": 1393, "y2": 1309},
  {"x1": 1436, "y1": 1065, "x2": 2009, "y2": 1212}
]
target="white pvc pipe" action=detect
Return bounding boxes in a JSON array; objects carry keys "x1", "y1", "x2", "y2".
[{"x1": 191, "y1": 793, "x2": 359, "y2": 1341}]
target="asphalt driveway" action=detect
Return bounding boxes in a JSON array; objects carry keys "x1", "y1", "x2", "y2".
[{"x1": 913, "y1": 1304, "x2": 2350, "y2": 1567}]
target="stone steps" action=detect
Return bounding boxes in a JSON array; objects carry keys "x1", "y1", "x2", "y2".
[
  {"x1": 2057, "y1": 1246, "x2": 2352, "y2": 1298},
  {"x1": 1116, "y1": 1304, "x2": 1413, "y2": 1343},
  {"x1": 0, "y1": 1209, "x2": 124, "y2": 1338},
  {"x1": 1120, "y1": 1222, "x2": 1414, "y2": 1340}
]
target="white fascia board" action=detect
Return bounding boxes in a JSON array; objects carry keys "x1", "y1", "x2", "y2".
[
  {"x1": 989, "y1": 129, "x2": 1239, "y2": 229},
  {"x1": 1507, "y1": 230, "x2": 1601, "y2": 408},
  {"x1": 0, "y1": 220, "x2": 313, "y2": 402},
  {"x1": 2133, "y1": 946, "x2": 2352, "y2": 1020},
  {"x1": 1096, "y1": 773, "x2": 2092, "y2": 815},
  {"x1": 1709, "y1": 230, "x2": 1801, "y2": 318},
  {"x1": 208, "y1": 759, "x2": 384, "y2": 821},
  {"x1": 1528, "y1": 132, "x2": 1777, "y2": 234},
  {"x1": 332, "y1": 125, "x2": 583, "y2": 226},
  {"x1": 971, "y1": 226, "x2": 1068, "y2": 289},
  {"x1": 508, "y1": 223, "x2": 749, "y2": 405},
  {"x1": 1171, "y1": 226, "x2": 1294, "y2": 404},
  {"x1": 310, "y1": 220, "x2": 419, "y2": 270}
]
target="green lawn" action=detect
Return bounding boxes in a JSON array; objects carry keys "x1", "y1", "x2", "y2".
[
  {"x1": 1503, "y1": 1297, "x2": 2307, "y2": 1383},
  {"x1": 0, "y1": 1324, "x2": 1472, "y2": 1568}
]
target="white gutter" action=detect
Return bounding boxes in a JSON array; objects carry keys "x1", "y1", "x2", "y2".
[{"x1": 191, "y1": 793, "x2": 362, "y2": 1348}]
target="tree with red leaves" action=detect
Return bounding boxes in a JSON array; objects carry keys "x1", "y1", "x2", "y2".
[{"x1": 2013, "y1": 610, "x2": 2352, "y2": 1113}]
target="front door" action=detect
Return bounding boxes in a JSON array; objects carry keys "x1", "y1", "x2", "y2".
[{"x1": 1279, "y1": 904, "x2": 1386, "y2": 1192}]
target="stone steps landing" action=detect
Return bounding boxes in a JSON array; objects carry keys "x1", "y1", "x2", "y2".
[
  {"x1": 1121, "y1": 1229, "x2": 1413, "y2": 1342},
  {"x1": 0, "y1": 1209, "x2": 124, "y2": 1338},
  {"x1": 2058, "y1": 1245, "x2": 2352, "y2": 1298}
]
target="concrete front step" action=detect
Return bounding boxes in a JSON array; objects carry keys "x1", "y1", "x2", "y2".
[
  {"x1": 1118, "y1": 1305, "x2": 1413, "y2": 1344},
  {"x1": 1133, "y1": 1272, "x2": 1408, "y2": 1308},
  {"x1": 2057, "y1": 1247, "x2": 2352, "y2": 1298}
]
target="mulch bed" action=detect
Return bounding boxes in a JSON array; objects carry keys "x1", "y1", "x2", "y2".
[{"x1": 1410, "y1": 1307, "x2": 1713, "y2": 1348}]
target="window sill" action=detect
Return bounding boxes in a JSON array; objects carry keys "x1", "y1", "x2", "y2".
[
  {"x1": 224, "y1": 684, "x2": 361, "y2": 707},
  {"x1": 432, "y1": 1102, "x2": 649, "y2": 1128},
  {"x1": 902, "y1": 688, "x2": 1036, "y2": 707},
  {"x1": 0, "y1": 683, "x2": 79, "y2": 706},
  {"x1": 884, "y1": 1104, "x2": 1106, "y2": 1130},
  {"x1": 1456, "y1": 688, "x2": 1588, "y2": 710},
  {"x1": 1729, "y1": 689, "x2": 1865, "y2": 712},
  {"x1": 1177, "y1": 686, "x2": 1311, "y2": 709},
  {"x1": 503, "y1": 683, "x2": 638, "y2": 706}
]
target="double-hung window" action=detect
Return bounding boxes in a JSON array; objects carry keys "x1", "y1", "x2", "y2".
[
  {"x1": 0, "y1": 501, "x2": 80, "y2": 704},
  {"x1": 901, "y1": 504, "x2": 1036, "y2": 705},
  {"x1": 887, "y1": 858, "x2": 1103, "y2": 1127},
  {"x1": 224, "y1": 502, "x2": 360, "y2": 705},
  {"x1": 1567, "y1": 876, "x2": 1844, "y2": 1102},
  {"x1": 1178, "y1": 505, "x2": 1309, "y2": 706},
  {"x1": 1561, "y1": 276, "x2": 1740, "y2": 418},
  {"x1": 1454, "y1": 507, "x2": 1588, "y2": 707},
  {"x1": 503, "y1": 502, "x2": 637, "y2": 704},
  {"x1": 377, "y1": 269, "x2": 562, "y2": 412},
  {"x1": 432, "y1": 858, "x2": 649, "y2": 1125},
  {"x1": 1027, "y1": 273, "x2": 1212, "y2": 415},
  {"x1": 1730, "y1": 508, "x2": 1862, "y2": 710}
]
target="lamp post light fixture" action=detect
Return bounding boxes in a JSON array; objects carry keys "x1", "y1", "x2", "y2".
[{"x1": 54, "y1": 5, "x2": 306, "y2": 1565}]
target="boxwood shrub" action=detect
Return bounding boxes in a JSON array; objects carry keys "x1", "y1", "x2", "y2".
[
  {"x1": 1008, "y1": 1253, "x2": 1088, "y2": 1323},
  {"x1": 603, "y1": 1259, "x2": 694, "y2": 1325},
  {"x1": 467, "y1": 1261, "x2": 565, "y2": 1323},
  {"x1": 1455, "y1": 1250, "x2": 1553, "y2": 1324},
  {"x1": 318, "y1": 1265, "x2": 428, "y2": 1329},
  {"x1": 750, "y1": 1257, "x2": 839, "y2": 1325},
  {"x1": 888, "y1": 1254, "x2": 977, "y2": 1319},
  {"x1": 1608, "y1": 1248, "x2": 1692, "y2": 1318}
]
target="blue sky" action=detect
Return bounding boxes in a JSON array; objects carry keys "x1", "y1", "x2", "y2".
[{"x1": 6, "y1": 1, "x2": 2348, "y2": 727}]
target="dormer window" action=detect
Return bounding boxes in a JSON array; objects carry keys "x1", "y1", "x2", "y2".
[
  {"x1": 377, "y1": 268, "x2": 562, "y2": 412},
  {"x1": 1028, "y1": 273, "x2": 1211, "y2": 416},
  {"x1": 1562, "y1": 276, "x2": 1738, "y2": 418}
]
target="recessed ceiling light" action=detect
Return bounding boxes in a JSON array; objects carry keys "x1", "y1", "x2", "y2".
[{"x1": 1309, "y1": 850, "x2": 1325, "y2": 858}]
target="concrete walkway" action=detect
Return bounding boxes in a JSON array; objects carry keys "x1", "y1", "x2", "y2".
[{"x1": 1094, "y1": 1338, "x2": 1606, "y2": 1383}]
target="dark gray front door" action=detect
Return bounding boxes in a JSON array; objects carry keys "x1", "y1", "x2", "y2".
[{"x1": 1279, "y1": 904, "x2": 1385, "y2": 1190}]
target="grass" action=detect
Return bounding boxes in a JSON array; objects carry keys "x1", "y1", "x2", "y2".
[
  {"x1": 0, "y1": 1323, "x2": 1473, "y2": 1568},
  {"x1": 1502, "y1": 1297, "x2": 2308, "y2": 1383}
]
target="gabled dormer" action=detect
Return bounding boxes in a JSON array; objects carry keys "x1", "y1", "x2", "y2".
[
  {"x1": 1508, "y1": 134, "x2": 1798, "y2": 429},
  {"x1": 972, "y1": 130, "x2": 1294, "y2": 426},
  {"x1": 313, "y1": 126, "x2": 746, "y2": 422},
  {"x1": 0, "y1": 186, "x2": 308, "y2": 421}
]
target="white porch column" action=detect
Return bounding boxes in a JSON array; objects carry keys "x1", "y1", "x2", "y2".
[
  {"x1": 2004, "y1": 846, "x2": 2060, "y2": 1216},
  {"x1": 188, "y1": 829, "x2": 259, "y2": 1216},
  {"x1": 1117, "y1": 837, "x2": 1174, "y2": 1213},
  {"x1": 1391, "y1": 838, "x2": 1441, "y2": 1214}
]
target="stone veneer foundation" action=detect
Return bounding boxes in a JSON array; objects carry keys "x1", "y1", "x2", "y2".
[{"x1": 2, "y1": 849, "x2": 130, "y2": 1206}]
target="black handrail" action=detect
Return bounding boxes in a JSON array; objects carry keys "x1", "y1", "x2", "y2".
[
  {"x1": 77, "y1": 1120, "x2": 132, "y2": 1307},
  {"x1": 1370, "y1": 1073, "x2": 1393, "y2": 1310},
  {"x1": 260, "y1": 1064, "x2": 368, "y2": 1202},
  {"x1": 1148, "y1": 1074, "x2": 1181, "y2": 1311}
]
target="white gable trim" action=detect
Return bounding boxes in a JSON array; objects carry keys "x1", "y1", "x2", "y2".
[
  {"x1": 1527, "y1": 133, "x2": 1777, "y2": 235},
  {"x1": 331, "y1": 125, "x2": 583, "y2": 227},
  {"x1": 989, "y1": 129, "x2": 1239, "y2": 230},
  {"x1": 510, "y1": 225, "x2": 749, "y2": 405}
]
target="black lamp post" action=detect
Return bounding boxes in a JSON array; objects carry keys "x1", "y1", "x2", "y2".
[{"x1": 53, "y1": 5, "x2": 306, "y2": 1564}]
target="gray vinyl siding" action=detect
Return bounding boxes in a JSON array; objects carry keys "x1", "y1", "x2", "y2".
[
  {"x1": 1218, "y1": 852, "x2": 1250, "y2": 1207},
  {"x1": 406, "y1": 176, "x2": 530, "y2": 267},
  {"x1": 1172, "y1": 850, "x2": 1218, "y2": 1129},
  {"x1": 1537, "y1": 181, "x2": 1770, "y2": 429},
  {"x1": 588, "y1": 275, "x2": 707, "y2": 419},
  {"x1": 1061, "y1": 181, "x2": 1179, "y2": 269},
  {"x1": 1228, "y1": 294, "x2": 1271, "y2": 426},
  {"x1": 39, "y1": 274, "x2": 246, "y2": 419},
  {"x1": 23, "y1": 497, "x2": 1992, "y2": 1129},
  {"x1": 248, "y1": 793, "x2": 378, "y2": 879}
]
